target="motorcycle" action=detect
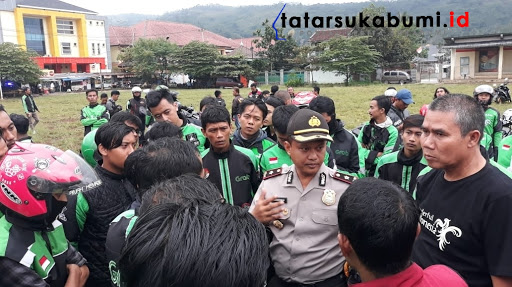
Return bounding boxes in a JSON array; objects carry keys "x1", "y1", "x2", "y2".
[
  {"x1": 501, "y1": 108, "x2": 512, "y2": 138},
  {"x1": 493, "y1": 78, "x2": 511, "y2": 104}
]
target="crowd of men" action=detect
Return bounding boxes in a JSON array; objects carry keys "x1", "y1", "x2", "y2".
[{"x1": 0, "y1": 81, "x2": 511, "y2": 287}]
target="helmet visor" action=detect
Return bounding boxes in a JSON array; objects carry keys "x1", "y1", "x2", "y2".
[{"x1": 27, "y1": 150, "x2": 101, "y2": 196}]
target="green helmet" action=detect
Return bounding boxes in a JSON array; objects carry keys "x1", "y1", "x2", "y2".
[{"x1": 81, "y1": 129, "x2": 98, "y2": 167}]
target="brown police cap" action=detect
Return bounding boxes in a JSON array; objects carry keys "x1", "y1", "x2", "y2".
[{"x1": 287, "y1": 109, "x2": 333, "y2": 143}]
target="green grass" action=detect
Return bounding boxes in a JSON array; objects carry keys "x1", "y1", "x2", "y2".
[{"x1": 3, "y1": 83, "x2": 511, "y2": 153}]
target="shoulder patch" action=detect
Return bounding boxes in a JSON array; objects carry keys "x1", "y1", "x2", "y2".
[
  {"x1": 263, "y1": 167, "x2": 283, "y2": 180},
  {"x1": 331, "y1": 171, "x2": 356, "y2": 184}
]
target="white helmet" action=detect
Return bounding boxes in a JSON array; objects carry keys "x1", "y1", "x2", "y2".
[
  {"x1": 474, "y1": 84, "x2": 494, "y2": 96},
  {"x1": 131, "y1": 86, "x2": 142, "y2": 93},
  {"x1": 502, "y1": 109, "x2": 512, "y2": 126}
]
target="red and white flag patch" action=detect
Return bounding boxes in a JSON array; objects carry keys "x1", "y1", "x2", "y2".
[
  {"x1": 269, "y1": 157, "x2": 278, "y2": 164},
  {"x1": 39, "y1": 256, "x2": 50, "y2": 270},
  {"x1": 503, "y1": 145, "x2": 510, "y2": 151}
]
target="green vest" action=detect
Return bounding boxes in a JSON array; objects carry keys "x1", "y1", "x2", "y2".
[
  {"x1": 182, "y1": 123, "x2": 207, "y2": 153},
  {"x1": 0, "y1": 217, "x2": 68, "y2": 281}
]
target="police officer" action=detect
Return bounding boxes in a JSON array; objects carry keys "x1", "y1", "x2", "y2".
[{"x1": 250, "y1": 108, "x2": 354, "y2": 287}]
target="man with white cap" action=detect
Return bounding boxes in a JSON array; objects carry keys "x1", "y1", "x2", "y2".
[
  {"x1": 474, "y1": 84, "x2": 502, "y2": 159},
  {"x1": 250, "y1": 108, "x2": 354, "y2": 287}
]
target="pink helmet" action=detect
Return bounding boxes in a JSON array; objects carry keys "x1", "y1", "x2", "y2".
[
  {"x1": 419, "y1": 104, "x2": 429, "y2": 116},
  {"x1": 0, "y1": 142, "x2": 100, "y2": 218}
]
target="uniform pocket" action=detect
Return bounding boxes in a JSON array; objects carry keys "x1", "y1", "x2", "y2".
[{"x1": 311, "y1": 209, "x2": 337, "y2": 226}]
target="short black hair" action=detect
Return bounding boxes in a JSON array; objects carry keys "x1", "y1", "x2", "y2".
[
  {"x1": 274, "y1": 90, "x2": 291, "y2": 105},
  {"x1": 430, "y1": 93, "x2": 484, "y2": 137},
  {"x1": 372, "y1": 95, "x2": 391, "y2": 114},
  {"x1": 10, "y1": 114, "x2": 29, "y2": 135},
  {"x1": 200, "y1": 105, "x2": 231, "y2": 130},
  {"x1": 124, "y1": 137, "x2": 202, "y2": 196},
  {"x1": 239, "y1": 98, "x2": 268, "y2": 119},
  {"x1": 271, "y1": 85, "x2": 279, "y2": 94},
  {"x1": 100, "y1": 93, "x2": 108, "y2": 99},
  {"x1": 250, "y1": 82, "x2": 257, "y2": 88},
  {"x1": 0, "y1": 105, "x2": 6, "y2": 113},
  {"x1": 264, "y1": 96, "x2": 284, "y2": 109},
  {"x1": 85, "y1": 89, "x2": 97, "y2": 96},
  {"x1": 199, "y1": 96, "x2": 218, "y2": 112},
  {"x1": 145, "y1": 121, "x2": 182, "y2": 142},
  {"x1": 262, "y1": 90, "x2": 270, "y2": 96},
  {"x1": 337, "y1": 177, "x2": 420, "y2": 276},
  {"x1": 95, "y1": 121, "x2": 135, "y2": 150},
  {"x1": 146, "y1": 89, "x2": 175, "y2": 110},
  {"x1": 313, "y1": 86, "x2": 320, "y2": 93},
  {"x1": 111, "y1": 90, "x2": 120, "y2": 96},
  {"x1": 139, "y1": 173, "x2": 221, "y2": 214},
  {"x1": 272, "y1": 105, "x2": 299, "y2": 135},
  {"x1": 402, "y1": 114, "x2": 424, "y2": 130},
  {"x1": 214, "y1": 90, "x2": 222, "y2": 98},
  {"x1": 110, "y1": 111, "x2": 143, "y2": 130},
  {"x1": 119, "y1": 202, "x2": 269, "y2": 287},
  {"x1": 233, "y1": 87, "x2": 240, "y2": 94},
  {"x1": 309, "y1": 96, "x2": 335, "y2": 116}
]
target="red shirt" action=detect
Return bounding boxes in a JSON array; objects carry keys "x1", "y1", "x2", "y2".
[{"x1": 351, "y1": 263, "x2": 467, "y2": 287}]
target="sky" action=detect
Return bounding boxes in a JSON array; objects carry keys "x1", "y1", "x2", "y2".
[{"x1": 61, "y1": 0, "x2": 370, "y2": 15}]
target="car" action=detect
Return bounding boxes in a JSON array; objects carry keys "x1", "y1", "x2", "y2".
[
  {"x1": 381, "y1": 71, "x2": 412, "y2": 84},
  {"x1": 215, "y1": 77, "x2": 243, "y2": 88}
]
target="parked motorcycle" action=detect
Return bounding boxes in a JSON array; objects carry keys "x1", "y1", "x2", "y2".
[
  {"x1": 493, "y1": 78, "x2": 511, "y2": 104},
  {"x1": 501, "y1": 108, "x2": 512, "y2": 138}
]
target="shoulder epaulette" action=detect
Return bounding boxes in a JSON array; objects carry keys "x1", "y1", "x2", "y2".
[
  {"x1": 331, "y1": 171, "x2": 356, "y2": 184},
  {"x1": 263, "y1": 167, "x2": 284, "y2": 180}
]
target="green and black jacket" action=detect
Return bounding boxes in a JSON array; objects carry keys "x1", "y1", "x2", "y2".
[
  {"x1": 358, "y1": 118, "x2": 399, "y2": 177},
  {"x1": 80, "y1": 103, "x2": 109, "y2": 136},
  {"x1": 201, "y1": 143, "x2": 260, "y2": 207},
  {"x1": 232, "y1": 128, "x2": 276, "y2": 158},
  {"x1": 374, "y1": 149, "x2": 428, "y2": 193},
  {"x1": 484, "y1": 107, "x2": 502, "y2": 159},
  {"x1": 328, "y1": 119, "x2": 366, "y2": 177}
]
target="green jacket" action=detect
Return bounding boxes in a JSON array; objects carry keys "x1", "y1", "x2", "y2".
[
  {"x1": 80, "y1": 104, "x2": 109, "y2": 136},
  {"x1": 484, "y1": 107, "x2": 502, "y2": 158},
  {"x1": 497, "y1": 135, "x2": 512, "y2": 170},
  {"x1": 374, "y1": 149, "x2": 428, "y2": 193},
  {"x1": 182, "y1": 122, "x2": 207, "y2": 153}
]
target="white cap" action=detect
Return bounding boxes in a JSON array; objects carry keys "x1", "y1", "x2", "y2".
[{"x1": 384, "y1": 89, "x2": 397, "y2": 97}]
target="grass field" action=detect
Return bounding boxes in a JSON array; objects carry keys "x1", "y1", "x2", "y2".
[{"x1": 3, "y1": 83, "x2": 511, "y2": 152}]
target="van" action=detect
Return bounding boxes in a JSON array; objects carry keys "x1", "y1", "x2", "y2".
[
  {"x1": 215, "y1": 77, "x2": 243, "y2": 88},
  {"x1": 381, "y1": 71, "x2": 412, "y2": 84}
]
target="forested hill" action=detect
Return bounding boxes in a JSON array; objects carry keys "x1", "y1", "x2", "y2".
[{"x1": 108, "y1": 0, "x2": 511, "y2": 44}]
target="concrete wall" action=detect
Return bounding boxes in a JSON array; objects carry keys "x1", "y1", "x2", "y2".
[
  {"x1": 86, "y1": 15, "x2": 109, "y2": 69},
  {"x1": 307, "y1": 70, "x2": 347, "y2": 84},
  {"x1": 454, "y1": 50, "x2": 476, "y2": 79},
  {"x1": 0, "y1": 11, "x2": 17, "y2": 44},
  {"x1": 503, "y1": 49, "x2": 512, "y2": 73}
]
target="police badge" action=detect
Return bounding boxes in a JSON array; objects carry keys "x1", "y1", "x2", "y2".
[{"x1": 322, "y1": 189, "x2": 336, "y2": 206}]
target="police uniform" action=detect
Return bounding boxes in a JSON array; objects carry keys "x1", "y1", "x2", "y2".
[{"x1": 249, "y1": 109, "x2": 355, "y2": 286}]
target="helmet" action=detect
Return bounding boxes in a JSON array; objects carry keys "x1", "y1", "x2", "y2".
[
  {"x1": 419, "y1": 104, "x2": 429, "y2": 116},
  {"x1": 131, "y1": 86, "x2": 142, "y2": 93},
  {"x1": 384, "y1": 89, "x2": 397, "y2": 98},
  {"x1": 81, "y1": 129, "x2": 98, "y2": 167},
  {"x1": 474, "y1": 84, "x2": 494, "y2": 106},
  {"x1": 0, "y1": 143, "x2": 100, "y2": 218},
  {"x1": 502, "y1": 109, "x2": 512, "y2": 127}
]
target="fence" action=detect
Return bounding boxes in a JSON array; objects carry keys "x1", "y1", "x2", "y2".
[{"x1": 254, "y1": 70, "x2": 305, "y2": 85}]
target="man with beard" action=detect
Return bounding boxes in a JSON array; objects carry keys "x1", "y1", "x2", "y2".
[{"x1": 375, "y1": 115, "x2": 428, "y2": 193}]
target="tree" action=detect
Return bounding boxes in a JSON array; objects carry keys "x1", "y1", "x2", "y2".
[
  {"x1": 0, "y1": 43, "x2": 41, "y2": 84},
  {"x1": 317, "y1": 36, "x2": 380, "y2": 86},
  {"x1": 176, "y1": 41, "x2": 219, "y2": 85},
  {"x1": 351, "y1": 4, "x2": 423, "y2": 69},
  {"x1": 214, "y1": 54, "x2": 256, "y2": 79},
  {"x1": 118, "y1": 38, "x2": 179, "y2": 84},
  {"x1": 253, "y1": 19, "x2": 298, "y2": 71}
]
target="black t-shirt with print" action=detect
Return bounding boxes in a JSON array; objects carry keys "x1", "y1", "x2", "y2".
[{"x1": 412, "y1": 163, "x2": 512, "y2": 287}]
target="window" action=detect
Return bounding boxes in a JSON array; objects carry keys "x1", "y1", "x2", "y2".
[
  {"x1": 61, "y1": 42, "x2": 71, "y2": 55},
  {"x1": 57, "y1": 20, "x2": 74, "y2": 34},
  {"x1": 24, "y1": 17, "x2": 46, "y2": 55},
  {"x1": 390, "y1": 71, "x2": 397, "y2": 76},
  {"x1": 92, "y1": 43, "x2": 95, "y2": 55},
  {"x1": 460, "y1": 57, "x2": 470, "y2": 76},
  {"x1": 97, "y1": 43, "x2": 100, "y2": 54}
]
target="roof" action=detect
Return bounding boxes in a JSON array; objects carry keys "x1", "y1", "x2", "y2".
[
  {"x1": 109, "y1": 20, "x2": 236, "y2": 48},
  {"x1": 17, "y1": 0, "x2": 97, "y2": 14},
  {"x1": 443, "y1": 33, "x2": 512, "y2": 49},
  {"x1": 309, "y1": 28, "x2": 352, "y2": 43}
]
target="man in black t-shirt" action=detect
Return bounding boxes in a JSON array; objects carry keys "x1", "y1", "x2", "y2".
[{"x1": 412, "y1": 94, "x2": 512, "y2": 287}]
